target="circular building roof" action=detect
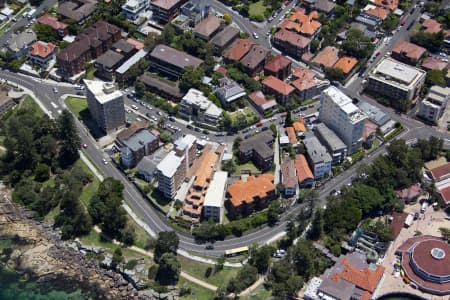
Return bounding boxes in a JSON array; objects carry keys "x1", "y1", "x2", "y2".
[{"x1": 411, "y1": 239, "x2": 450, "y2": 277}]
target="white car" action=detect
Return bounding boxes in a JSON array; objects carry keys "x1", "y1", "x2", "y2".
[
  {"x1": 102, "y1": 158, "x2": 108, "y2": 165},
  {"x1": 253, "y1": 32, "x2": 259, "y2": 39},
  {"x1": 52, "y1": 87, "x2": 58, "y2": 93}
]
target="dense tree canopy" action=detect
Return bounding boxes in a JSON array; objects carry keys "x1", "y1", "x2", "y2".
[{"x1": 154, "y1": 231, "x2": 179, "y2": 262}]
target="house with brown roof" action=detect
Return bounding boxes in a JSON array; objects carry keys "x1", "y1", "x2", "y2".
[
  {"x1": 37, "y1": 14, "x2": 69, "y2": 37},
  {"x1": 138, "y1": 73, "x2": 184, "y2": 101},
  {"x1": 226, "y1": 174, "x2": 276, "y2": 218},
  {"x1": 293, "y1": 120, "x2": 307, "y2": 133},
  {"x1": 223, "y1": 38, "x2": 255, "y2": 63},
  {"x1": 286, "y1": 126, "x2": 297, "y2": 145},
  {"x1": 395, "y1": 183, "x2": 422, "y2": 203},
  {"x1": 272, "y1": 28, "x2": 311, "y2": 60},
  {"x1": 291, "y1": 67, "x2": 330, "y2": 100},
  {"x1": 421, "y1": 57, "x2": 448, "y2": 71},
  {"x1": 149, "y1": 44, "x2": 204, "y2": 79},
  {"x1": 422, "y1": 19, "x2": 442, "y2": 34},
  {"x1": 264, "y1": 55, "x2": 292, "y2": 80},
  {"x1": 183, "y1": 151, "x2": 218, "y2": 222},
  {"x1": 333, "y1": 56, "x2": 359, "y2": 75},
  {"x1": 193, "y1": 15, "x2": 222, "y2": 41},
  {"x1": 240, "y1": 44, "x2": 271, "y2": 76},
  {"x1": 427, "y1": 162, "x2": 450, "y2": 182},
  {"x1": 281, "y1": 160, "x2": 297, "y2": 197},
  {"x1": 57, "y1": 21, "x2": 121, "y2": 79},
  {"x1": 248, "y1": 90, "x2": 278, "y2": 116},
  {"x1": 392, "y1": 40, "x2": 426, "y2": 65},
  {"x1": 262, "y1": 75, "x2": 295, "y2": 105},
  {"x1": 29, "y1": 41, "x2": 57, "y2": 67},
  {"x1": 283, "y1": 8, "x2": 321, "y2": 38},
  {"x1": 151, "y1": 0, "x2": 187, "y2": 23},
  {"x1": 57, "y1": 0, "x2": 97, "y2": 24},
  {"x1": 295, "y1": 154, "x2": 314, "y2": 187},
  {"x1": 312, "y1": 46, "x2": 340, "y2": 68}
]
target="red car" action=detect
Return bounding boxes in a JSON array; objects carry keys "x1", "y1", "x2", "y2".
[
  {"x1": 375, "y1": 51, "x2": 381, "y2": 57},
  {"x1": 308, "y1": 104, "x2": 314, "y2": 108},
  {"x1": 256, "y1": 122, "x2": 263, "y2": 127}
]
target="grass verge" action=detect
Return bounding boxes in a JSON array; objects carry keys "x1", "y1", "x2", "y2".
[{"x1": 65, "y1": 96, "x2": 87, "y2": 119}]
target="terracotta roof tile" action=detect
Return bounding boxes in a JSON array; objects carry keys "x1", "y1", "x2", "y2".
[
  {"x1": 373, "y1": 0, "x2": 398, "y2": 10},
  {"x1": 285, "y1": 10, "x2": 321, "y2": 36},
  {"x1": 429, "y1": 162, "x2": 450, "y2": 181},
  {"x1": 193, "y1": 15, "x2": 222, "y2": 38},
  {"x1": 262, "y1": 75, "x2": 295, "y2": 96},
  {"x1": 312, "y1": 46, "x2": 339, "y2": 68},
  {"x1": 422, "y1": 19, "x2": 442, "y2": 34},
  {"x1": 126, "y1": 38, "x2": 144, "y2": 50},
  {"x1": 37, "y1": 14, "x2": 68, "y2": 31},
  {"x1": 264, "y1": 55, "x2": 292, "y2": 73},
  {"x1": 295, "y1": 154, "x2": 314, "y2": 183},
  {"x1": 365, "y1": 6, "x2": 390, "y2": 20},
  {"x1": 227, "y1": 174, "x2": 275, "y2": 207},
  {"x1": 292, "y1": 67, "x2": 316, "y2": 80},
  {"x1": 293, "y1": 121, "x2": 306, "y2": 132},
  {"x1": 223, "y1": 38, "x2": 255, "y2": 62},
  {"x1": 30, "y1": 41, "x2": 56, "y2": 58},
  {"x1": 248, "y1": 90, "x2": 277, "y2": 110},
  {"x1": 333, "y1": 56, "x2": 358, "y2": 74},
  {"x1": 286, "y1": 126, "x2": 297, "y2": 144},
  {"x1": 273, "y1": 28, "x2": 311, "y2": 49},
  {"x1": 335, "y1": 258, "x2": 385, "y2": 292},
  {"x1": 281, "y1": 160, "x2": 297, "y2": 189},
  {"x1": 193, "y1": 151, "x2": 218, "y2": 188},
  {"x1": 392, "y1": 40, "x2": 426, "y2": 61},
  {"x1": 439, "y1": 186, "x2": 450, "y2": 203},
  {"x1": 421, "y1": 57, "x2": 448, "y2": 70}
]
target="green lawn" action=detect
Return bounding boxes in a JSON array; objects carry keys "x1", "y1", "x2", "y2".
[
  {"x1": 350, "y1": 150, "x2": 365, "y2": 162},
  {"x1": 249, "y1": 1, "x2": 267, "y2": 17},
  {"x1": 85, "y1": 68, "x2": 96, "y2": 80},
  {"x1": 178, "y1": 277, "x2": 216, "y2": 300},
  {"x1": 20, "y1": 96, "x2": 45, "y2": 117},
  {"x1": 367, "y1": 139, "x2": 381, "y2": 153},
  {"x1": 65, "y1": 96, "x2": 87, "y2": 119},
  {"x1": 178, "y1": 255, "x2": 240, "y2": 288},
  {"x1": 44, "y1": 204, "x2": 60, "y2": 225},
  {"x1": 233, "y1": 160, "x2": 260, "y2": 176}
]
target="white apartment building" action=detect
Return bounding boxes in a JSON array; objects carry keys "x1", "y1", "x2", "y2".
[
  {"x1": 84, "y1": 80, "x2": 125, "y2": 133},
  {"x1": 122, "y1": 0, "x2": 149, "y2": 22},
  {"x1": 156, "y1": 151, "x2": 185, "y2": 199},
  {"x1": 319, "y1": 86, "x2": 367, "y2": 154},
  {"x1": 179, "y1": 88, "x2": 222, "y2": 129},
  {"x1": 367, "y1": 57, "x2": 426, "y2": 101},
  {"x1": 203, "y1": 171, "x2": 228, "y2": 223},
  {"x1": 418, "y1": 85, "x2": 450, "y2": 123}
]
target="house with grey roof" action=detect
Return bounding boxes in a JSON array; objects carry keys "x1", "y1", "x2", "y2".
[
  {"x1": 57, "y1": 0, "x2": 98, "y2": 24},
  {"x1": 95, "y1": 50, "x2": 125, "y2": 81},
  {"x1": 118, "y1": 129, "x2": 158, "y2": 168},
  {"x1": 357, "y1": 101, "x2": 390, "y2": 126},
  {"x1": 314, "y1": 123, "x2": 347, "y2": 165},
  {"x1": 315, "y1": 0, "x2": 336, "y2": 16},
  {"x1": 303, "y1": 132, "x2": 332, "y2": 179},
  {"x1": 209, "y1": 25, "x2": 240, "y2": 55},
  {"x1": 7, "y1": 30, "x2": 37, "y2": 58},
  {"x1": 215, "y1": 77, "x2": 246, "y2": 107},
  {"x1": 238, "y1": 131, "x2": 275, "y2": 171},
  {"x1": 136, "y1": 156, "x2": 158, "y2": 182}
]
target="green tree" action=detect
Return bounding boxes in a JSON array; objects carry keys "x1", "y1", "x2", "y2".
[
  {"x1": 157, "y1": 252, "x2": 181, "y2": 285},
  {"x1": 269, "y1": 124, "x2": 277, "y2": 136},
  {"x1": 221, "y1": 159, "x2": 236, "y2": 174},
  {"x1": 347, "y1": 183, "x2": 384, "y2": 217},
  {"x1": 34, "y1": 163, "x2": 50, "y2": 182},
  {"x1": 411, "y1": 30, "x2": 445, "y2": 52},
  {"x1": 310, "y1": 39, "x2": 320, "y2": 53},
  {"x1": 226, "y1": 265, "x2": 258, "y2": 293},
  {"x1": 426, "y1": 69, "x2": 446, "y2": 86},
  {"x1": 250, "y1": 245, "x2": 275, "y2": 273},
  {"x1": 154, "y1": 231, "x2": 179, "y2": 262},
  {"x1": 159, "y1": 130, "x2": 171, "y2": 143},
  {"x1": 285, "y1": 110, "x2": 293, "y2": 127},
  {"x1": 223, "y1": 13, "x2": 232, "y2": 24},
  {"x1": 268, "y1": 201, "x2": 281, "y2": 226},
  {"x1": 179, "y1": 66, "x2": 204, "y2": 92},
  {"x1": 325, "y1": 67, "x2": 345, "y2": 81},
  {"x1": 439, "y1": 227, "x2": 450, "y2": 242},
  {"x1": 382, "y1": 15, "x2": 399, "y2": 32},
  {"x1": 112, "y1": 247, "x2": 123, "y2": 267},
  {"x1": 309, "y1": 209, "x2": 324, "y2": 240},
  {"x1": 33, "y1": 23, "x2": 59, "y2": 43},
  {"x1": 57, "y1": 110, "x2": 80, "y2": 168}
]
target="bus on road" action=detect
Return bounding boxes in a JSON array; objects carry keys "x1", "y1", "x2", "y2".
[{"x1": 224, "y1": 246, "x2": 249, "y2": 257}]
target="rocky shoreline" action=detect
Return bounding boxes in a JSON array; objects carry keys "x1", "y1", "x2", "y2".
[{"x1": 0, "y1": 185, "x2": 154, "y2": 300}]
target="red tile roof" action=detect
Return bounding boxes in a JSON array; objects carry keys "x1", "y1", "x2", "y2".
[
  {"x1": 363, "y1": 119, "x2": 377, "y2": 142},
  {"x1": 30, "y1": 41, "x2": 56, "y2": 58},
  {"x1": 126, "y1": 38, "x2": 144, "y2": 50},
  {"x1": 281, "y1": 160, "x2": 297, "y2": 189},
  {"x1": 227, "y1": 174, "x2": 275, "y2": 207},
  {"x1": 264, "y1": 55, "x2": 292, "y2": 73},
  {"x1": 292, "y1": 67, "x2": 316, "y2": 80},
  {"x1": 37, "y1": 14, "x2": 68, "y2": 31},
  {"x1": 422, "y1": 19, "x2": 442, "y2": 34},
  {"x1": 295, "y1": 154, "x2": 313, "y2": 184},
  {"x1": 421, "y1": 57, "x2": 448, "y2": 70},
  {"x1": 392, "y1": 40, "x2": 426, "y2": 61},
  {"x1": 365, "y1": 6, "x2": 390, "y2": 20},
  {"x1": 286, "y1": 127, "x2": 297, "y2": 144},
  {"x1": 285, "y1": 10, "x2": 321, "y2": 36},
  {"x1": 373, "y1": 0, "x2": 398, "y2": 10},
  {"x1": 387, "y1": 211, "x2": 408, "y2": 239},
  {"x1": 248, "y1": 90, "x2": 277, "y2": 110},
  {"x1": 223, "y1": 38, "x2": 255, "y2": 62},
  {"x1": 334, "y1": 258, "x2": 385, "y2": 293},
  {"x1": 429, "y1": 162, "x2": 450, "y2": 181},
  {"x1": 262, "y1": 75, "x2": 295, "y2": 96},
  {"x1": 293, "y1": 121, "x2": 306, "y2": 132},
  {"x1": 333, "y1": 56, "x2": 358, "y2": 74},
  {"x1": 273, "y1": 28, "x2": 311, "y2": 49},
  {"x1": 439, "y1": 186, "x2": 450, "y2": 203},
  {"x1": 312, "y1": 46, "x2": 339, "y2": 68}
]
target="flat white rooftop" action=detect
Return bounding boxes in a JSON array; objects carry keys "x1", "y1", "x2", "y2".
[
  {"x1": 323, "y1": 86, "x2": 367, "y2": 123},
  {"x1": 371, "y1": 58, "x2": 426, "y2": 86},
  {"x1": 175, "y1": 134, "x2": 196, "y2": 152},
  {"x1": 84, "y1": 80, "x2": 123, "y2": 104},
  {"x1": 204, "y1": 171, "x2": 228, "y2": 208},
  {"x1": 157, "y1": 151, "x2": 183, "y2": 177}
]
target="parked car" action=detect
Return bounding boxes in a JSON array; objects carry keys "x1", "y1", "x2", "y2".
[{"x1": 261, "y1": 126, "x2": 269, "y2": 131}]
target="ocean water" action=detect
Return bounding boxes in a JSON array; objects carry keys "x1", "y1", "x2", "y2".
[{"x1": 0, "y1": 267, "x2": 89, "y2": 300}]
